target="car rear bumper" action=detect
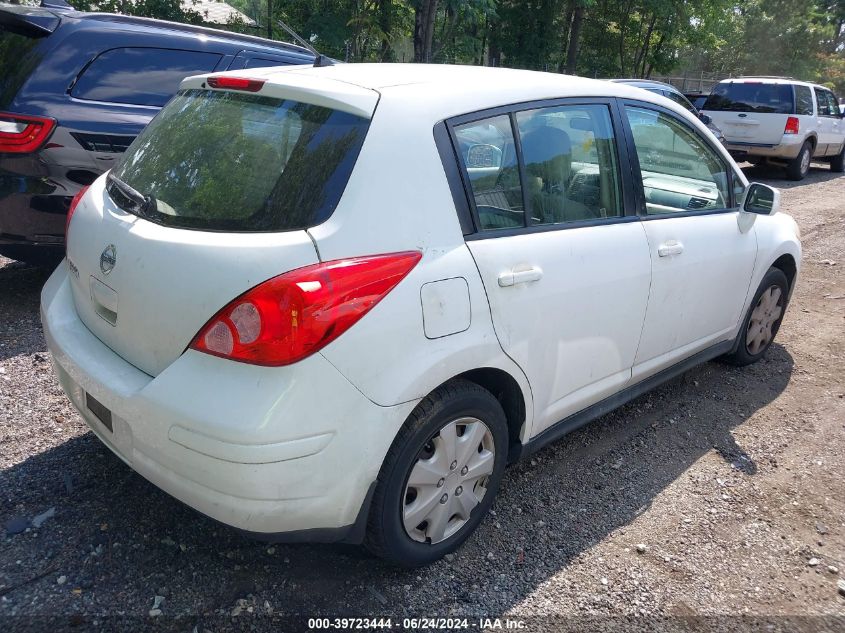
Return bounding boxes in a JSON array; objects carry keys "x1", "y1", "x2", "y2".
[
  {"x1": 0, "y1": 164, "x2": 73, "y2": 265},
  {"x1": 41, "y1": 264, "x2": 411, "y2": 539},
  {"x1": 724, "y1": 135, "x2": 805, "y2": 160}
]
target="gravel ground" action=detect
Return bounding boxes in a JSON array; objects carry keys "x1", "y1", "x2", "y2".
[{"x1": 1, "y1": 163, "x2": 844, "y2": 632}]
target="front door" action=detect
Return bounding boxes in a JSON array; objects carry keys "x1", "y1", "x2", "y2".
[
  {"x1": 622, "y1": 103, "x2": 758, "y2": 380},
  {"x1": 451, "y1": 102, "x2": 652, "y2": 434}
]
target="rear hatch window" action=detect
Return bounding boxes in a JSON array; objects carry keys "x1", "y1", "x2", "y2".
[
  {"x1": 109, "y1": 88, "x2": 370, "y2": 232},
  {"x1": 704, "y1": 83, "x2": 794, "y2": 114}
]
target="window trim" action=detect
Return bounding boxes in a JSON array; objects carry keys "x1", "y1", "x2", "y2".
[
  {"x1": 618, "y1": 98, "x2": 742, "y2": 221},
  {"x1": 441, "y1": 96, "x2": 639, "y2": 240}
]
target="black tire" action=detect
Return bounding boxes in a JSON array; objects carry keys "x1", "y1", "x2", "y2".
[
  {"x1": 786, "y1": 141, "x2": 812, "y2": 181},
  {"x1": 830, "y1": 144, "x2": 845, "y2": 173},
  {"x1": 365, "y1": 379, "x2": 508, "y2": 566},
  {"x1": 723, "y1": 267, "x2": 789, "y2": 366}
]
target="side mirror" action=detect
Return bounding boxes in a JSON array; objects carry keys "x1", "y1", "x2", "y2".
[
  {"x1": 699, "y1": 113, "x2": 712, "y2": 125},
  {"x1": 742, "y1": 182, "x2": 781, "y2": 215}
]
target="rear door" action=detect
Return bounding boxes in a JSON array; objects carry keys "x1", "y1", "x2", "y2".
[
  {"x1": 703, "y1": 81, "x2": 794, "y2": 145},
  {"x1": 452, "y1": 100, "x2": 652, "y2": 434},
  {"x1": 621, "y1": 102, "x2": 757, "y2": 380}
]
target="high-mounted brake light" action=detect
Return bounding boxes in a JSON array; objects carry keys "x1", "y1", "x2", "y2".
[
  {"x1": 784, "y1": 116, "x2": 800, "y2": 135},
  {"x1": 0, "y1": 112, "x2": 56, "y2": 154},
  {"x1": 206, "y1": 76, "x2": 266, "y2": 92},
  {"x1": 65, "y1": 185, "x2": 89, "y2": 244},
  {"x1": 190, "y1": 251, "x2": 422, "y2": 366}
]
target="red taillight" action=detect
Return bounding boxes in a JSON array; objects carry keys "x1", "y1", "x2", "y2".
[
  {"x1": 0, "y1": 112, "x2": 56, "y2": 153},
  {"x1": 784, "y1": 116, "x2": 800, "y2": 135},
  {"x1": 65, "y1": 185, "x2": 89, "y2": 243},
  {"x1": 190, "y1": 251, "x2": 422, "y2": 366},
  {"x1": 206, "y1": 76, "x2": 265, "y2": 92}
]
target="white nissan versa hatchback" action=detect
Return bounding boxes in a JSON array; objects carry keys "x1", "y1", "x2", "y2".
[{"x1": 42, "y1": 64, "x2": 801, "y2": 566}]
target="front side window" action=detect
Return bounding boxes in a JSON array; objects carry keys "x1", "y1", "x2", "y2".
[
  {"x1": 814, "y1": 87, "x2": 833, "y2": 116},
  {"x1": 515, "y1": 104, "x2": 622, "y2": 224},
  {"x1": 824, "y1": 91, "x2": 840, "y2": 117},
  {"x1": 110, "y1": 89, "x2": 369, "y2": 232},
  {"x1": 625, "y1": 106, "x2": 730, "y2": 215},
  {"x1": 72, "y1": 48, "x2": 222, "y2": 107},
  {"x1": 454, "y1": 115, "x2": 524, "y2": 231}
]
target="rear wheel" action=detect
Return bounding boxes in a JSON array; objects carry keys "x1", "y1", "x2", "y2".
[
  {"x1": 365, "y1": 380, "x2": 508, "y2": 566},
  {"x1": 723, "y1": 267, "x2": 789, "y2": 366},
  {"x1": 786, "y1": 141, "x2": 812, "y2": 180},
  {"x1": 830, "y1": 144, "x2": 845, "y2": 173}
]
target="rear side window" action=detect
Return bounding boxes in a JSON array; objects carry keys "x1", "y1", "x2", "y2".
[
  {"x1": 704, "y1": 82, "x2": 794, "y2": 114},
  {"x1": 0, "y1": 29, "x2": 41, "y2": 108},
  {"x1": 109, "y1": 89, "x2": 369, "y2": 232},
  {"x1": 515, "y1": 104, "x2": 622, "y2": 224},
  {"x1": 795, "y1": 85, "x2": 814, "y2": 115},
  {"x1": 72, "y1": 48, "x2": 222, "y2": 107}
]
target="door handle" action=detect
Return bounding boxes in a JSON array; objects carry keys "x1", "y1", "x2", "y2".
[
  {"x1": 657, "y1": 240, "x2": 684, "y2": 257},
  {"x1": 498, "y1": 266, "x2": 543, "y2": 287}
]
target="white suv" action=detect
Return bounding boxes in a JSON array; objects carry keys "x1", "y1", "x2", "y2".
[
  {"x1": 42, "y1": 64, "x2": 801, "y2": 566},
  {"x1": 703, "y1": 77, "x2": 845, "y2": 180}
]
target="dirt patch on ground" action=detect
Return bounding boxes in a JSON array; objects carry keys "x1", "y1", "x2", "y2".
[{"x1": 1, "y1": 164, "x2": 843, "y2": 630}]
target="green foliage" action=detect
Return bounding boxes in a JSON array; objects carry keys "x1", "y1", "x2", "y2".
[
  {"x1": 77, "y1": 0, "x2": 845, "y2": 92},
  {"x1": 82, "y1": 0, "x2": 205, "y2": 23}
]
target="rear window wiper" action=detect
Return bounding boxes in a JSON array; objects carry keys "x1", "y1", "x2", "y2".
[{"x1": 106, "y1": 173, "x2": 155, "y2": 219}]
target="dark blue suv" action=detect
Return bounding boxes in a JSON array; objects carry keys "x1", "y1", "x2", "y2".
[{"x1": 0, "y1": 2, "x2": 313, "y2": 265}]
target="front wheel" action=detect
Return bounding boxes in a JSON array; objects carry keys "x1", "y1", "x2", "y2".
[
  {"x1": 365, "y1": 380, "x2": 508, "y2": 566},
  {"x1": 723, "y1": 267, "x2": 789, "y2": 366}
]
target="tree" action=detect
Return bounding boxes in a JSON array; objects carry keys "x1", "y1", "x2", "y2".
[
  {"x1": 76, "y1": 0, "x2": 845, "y2": 92},
  {"x1": 413, "y1": 0, "x2": 439, "y2": 62}
]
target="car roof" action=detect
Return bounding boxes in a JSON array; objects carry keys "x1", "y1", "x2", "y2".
[{"x1": 197, "y1": 63, "x2": 676, "y2": 115}]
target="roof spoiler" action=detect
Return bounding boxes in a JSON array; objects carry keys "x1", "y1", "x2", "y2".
[{"x1": 0, "y1": 4, "x2": 62, "y2": 36}]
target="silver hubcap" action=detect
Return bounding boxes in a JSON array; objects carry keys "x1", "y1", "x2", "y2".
[
  {"x1": 402, "y1": 417, "x2": 495, "y2": 544},
  {"x1": 746, "y1": 285, "x2": 783, "y2": 355},
  {"x1": 801, "y1": 149, "x2": 810, "y2": 173}
]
